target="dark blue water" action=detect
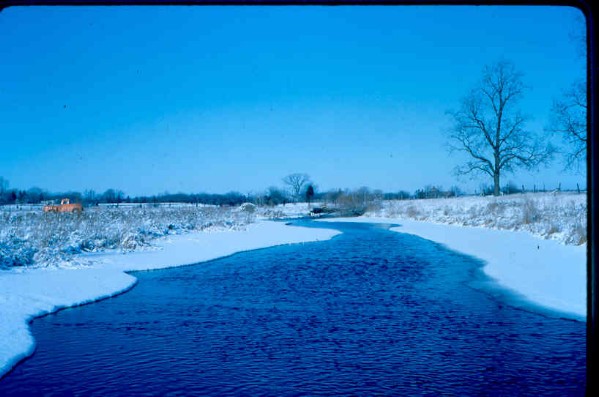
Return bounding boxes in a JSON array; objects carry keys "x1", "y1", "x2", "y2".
[{"x1": 0, "y1": 221, "x2": 586, "y2": 396}]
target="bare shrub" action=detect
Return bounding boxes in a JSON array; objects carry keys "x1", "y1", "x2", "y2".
[
  {"x1": 486, "y1": 201, "x2": 500, "y2": 213},
  {"x1": 521, "y1": 198, "x2": 541, "y2": 225},
  {"x1": 568, "y1": 223, "x2": 587, "y2": 245},
  {"x1": 405, "y1": 205, "x2": 420, "y2": 218},
  {"x1": 370, "y1": 192, "x2": 586, "y2": 246},
  {"x1": 0, "y1": 205, "x2": 252, "y2": 269},
  {"x1": 546, "y1": 223, "x2": 561, "y2": 236},
  {"x1": 385, "y1": 205, "x2": 399, "y2": 218}
]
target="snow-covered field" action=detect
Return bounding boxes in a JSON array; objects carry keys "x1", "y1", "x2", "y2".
[
  {"x1": 0, "y1": 220, "x2": 340, "y2": 378},
  {"x1": 368, "y1": 192, "x2": 587, "y2": 246},
  {"x1": 257, "y1": 193, "x2": 587, "y2": 247},
  {"x1": 0, "y1": 205, "x2": 255, "y2": 269}
]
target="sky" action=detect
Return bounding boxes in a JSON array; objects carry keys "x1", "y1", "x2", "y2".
[{"x1": 0, "y1": 5, "x2": 586, "y2": 197}]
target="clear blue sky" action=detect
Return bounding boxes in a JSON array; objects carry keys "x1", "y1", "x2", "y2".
[{"x1": 0, "y1": 5, "x2": 586, "y2": 196}]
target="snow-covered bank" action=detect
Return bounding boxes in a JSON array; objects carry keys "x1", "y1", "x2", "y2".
[
  {"x1": 368, "y1": 193, "x2": 586, "y2": 246},
  {"x1": 0, "y1": 205, "x2": 255, "y2": 269},
  {"x1": 319, "y1": 217, "x2": 585, "y2": 320},
  {"x1": 256, "y1": 202, "x2": 321, "y2": 219},
  {"x1": 0, "y1": 221, "x2": 340, "y2": 378}
]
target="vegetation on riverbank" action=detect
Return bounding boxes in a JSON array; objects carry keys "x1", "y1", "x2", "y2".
[
  {"x1": 0, "y1": 205, "x2": 255, "y2": 269},
  {"x1": 368, "y1": 193, "x2": 587, "y2": 246},
  {"x1": 0, "y1": 191, "x2": 586, "y2": 269}
]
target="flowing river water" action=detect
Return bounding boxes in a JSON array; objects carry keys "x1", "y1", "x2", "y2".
[{"x1": 0, "y1": 221, "x2": 586, "y2": 395}]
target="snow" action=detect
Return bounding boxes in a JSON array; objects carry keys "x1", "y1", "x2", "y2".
[
  {"x1": 319, "y1": 217, "x2": 586, "y2": 321},
  {"x1": 0, "y1": 221, "x2": 340, "y2": 378},
  {"x1": 355, "y1": 192, "x2": 586, "y2": 319},
  {"x1": 369, "y1": 192, "x2": 587, "y2": 246},
  {"x1": 0, "y1": 193, "x2": 587, "y2": 378},
  {"x1": 0, "y1": 204, "x2": 257, "y2": 268},
  {"x1": 256, "y1": 202, "x2": 322, "y2": 219}
]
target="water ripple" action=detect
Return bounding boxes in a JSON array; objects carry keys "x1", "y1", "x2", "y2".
[{"x1": 0, "y1": 221, "x2": 585, "y2": 396}]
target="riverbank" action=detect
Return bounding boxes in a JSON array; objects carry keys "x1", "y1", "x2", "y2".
[
  {"x1": 319, "y1": 217, "x2": 585, "y2": 321},
  {"x1": 368, "y1": 192, "x2": 587, "y2": 246},
  {"x1": 0, "y1": 221, "x2": 340, "y2": 379}
]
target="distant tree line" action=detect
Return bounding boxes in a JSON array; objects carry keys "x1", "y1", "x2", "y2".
[
  {"x1": 0, "y1": 180, "x2": 88, "y2": 206},
  {"x1": 0, "y1": 184, "x2": 252, "y2": 207},
  {"x1": 0, "y1": 174, "x2": 584, "y2": 208}
]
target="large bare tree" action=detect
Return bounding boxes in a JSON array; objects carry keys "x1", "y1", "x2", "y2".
[
  {"x1": 549, "y1": 79, "x2": 586, "y2": 170},
  {"x1": 447, "y1": 61, "x2": 551, "y2": 196},
  {"x1": 282, "y1": 173, "x2": 310, "y2": 201}
]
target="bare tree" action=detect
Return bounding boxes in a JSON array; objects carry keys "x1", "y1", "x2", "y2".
[
  {"x1": 447, "y1": 61, "x2": 552, "y2": 196},
  {"x1": 549, "y1": 79, "x2": 586, "y2": 170},
  {"x1": 266, "y1": 186, "x2": 288, "y2": 206},
  {"x1": 102, "y1": 188, "x2": 124, "y2": 204},
  {"x1": 282, "y1": 173, "x2": 310, "y2": 201},
  {"x1": 83, "y1": 189, "x2": 98, "y2": 204},
  {"x1": 569, "y1": 11, "x2": 586, "y2": 60},
  {"x1": 305, "y1": 184, "x2": 315, "y2": 207}
]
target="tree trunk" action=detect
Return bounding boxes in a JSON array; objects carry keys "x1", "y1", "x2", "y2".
[
  {"x1": 493, "y1": 153, "x2": 501, "y2": 196},
  {"x1": 493, "y1": 172, "x2": 500, "y2": 196}
]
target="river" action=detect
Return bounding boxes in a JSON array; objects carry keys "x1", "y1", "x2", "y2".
[{"x1": 0, "y1": 221, "x2": 586, "y2": 395}]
